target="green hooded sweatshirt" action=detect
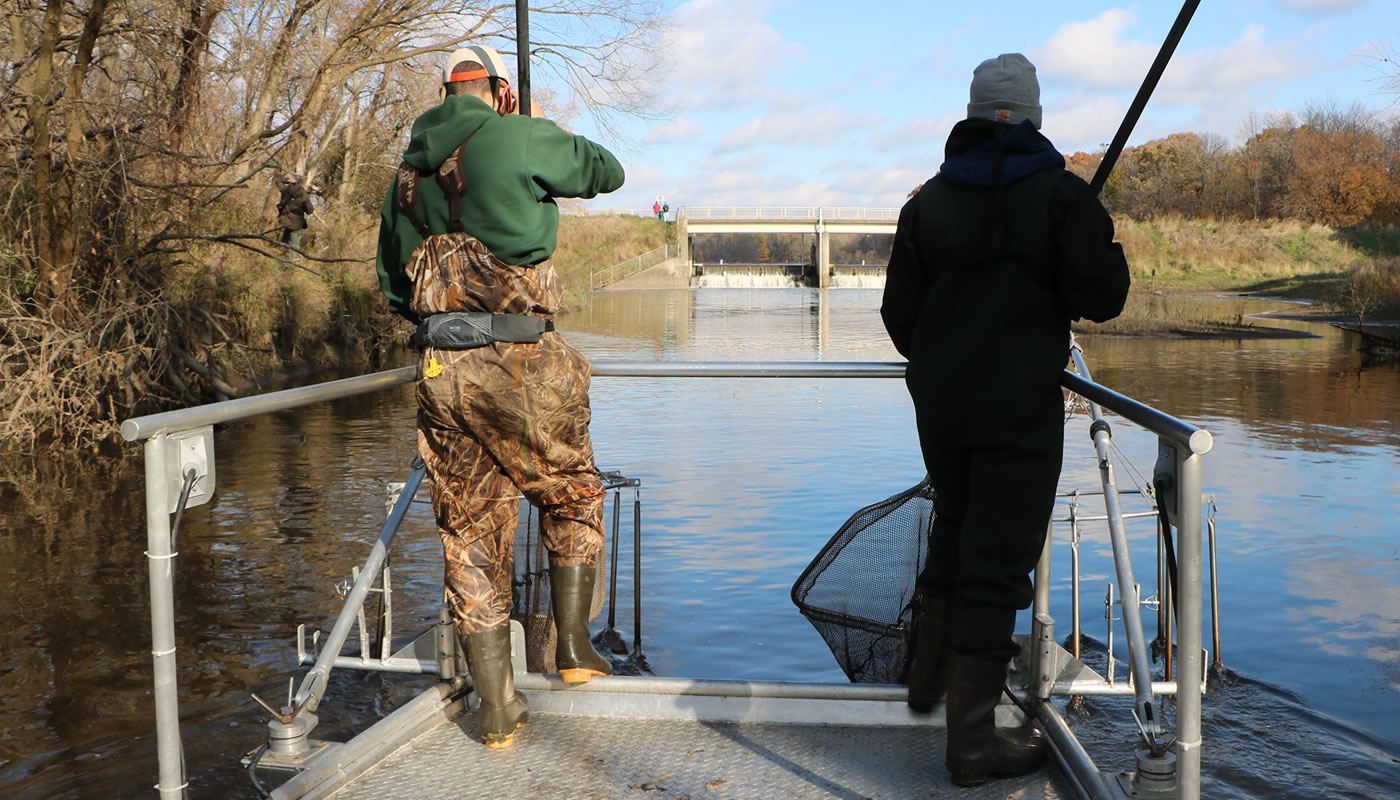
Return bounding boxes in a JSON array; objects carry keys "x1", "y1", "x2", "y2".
[{"x1": 376, "y1": 94, "x2": 625, "y2": 321}]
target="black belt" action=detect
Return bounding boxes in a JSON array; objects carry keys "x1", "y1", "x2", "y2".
[{"x1": 412, "y1": 312, "x2": 554, "y2": 349}]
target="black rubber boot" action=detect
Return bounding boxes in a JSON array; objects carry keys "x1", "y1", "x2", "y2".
[
  {"x1": 905, "y1": 593, "x2": 954, "y2": 713},
  {"x1": 945, "y1": 653, "x2": 1046, "y2": 786},
  {"x1": 463, "y1": 624, "x2": 529, "y2": 748},
  {"x1": 550, "y1": 564, "x2": 613, "y2": 684}
]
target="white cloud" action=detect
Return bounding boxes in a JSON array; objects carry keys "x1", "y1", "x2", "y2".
[
  {"x1": 623, "y1": 163, "x2": 666, "y2": 189},
  {"x1": 1043, "y1": 94, "x2": 1128, "y2": 153},
  {"x1": 867, "y1": 112, "x2": 963, "y2": 154},
  {"x1": 663, "y1": 0, "x2": 809, "y2": 109},
  {"x1": 645, "y1": 116, "x2": 706, "y2": 145},
  {"x1": 712, "y1": 108, "x2": 884, "y2": 154},
  {"x1": 831, "y1": 167, "x2": 931, "y2": 205},
  {"x1": 707, "y1": 170, "x2": 765, "y2": 191},
  {"x1": 1037, "y1": 10, "x2": 1158, "y2": 90},
  {"x1": 1275, "y1": 0, "x2": 1367, "y2": 15},
  {"x1": 699, "y1": 153, "x2": 767, "y2": 173},
  {"x1": 1159, "y1": 25, "x2": 1313, "y2": 105},
  {"x1": 1037, "y1": 12, "x2": 1312, "y2": 102}
]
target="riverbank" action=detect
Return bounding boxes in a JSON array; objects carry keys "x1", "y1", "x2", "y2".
[{"x1": 2, "y1": 213, "x2": 1394, "y2": 451}]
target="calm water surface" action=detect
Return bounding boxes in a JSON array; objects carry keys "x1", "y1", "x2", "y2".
[{"x1": 0, "y1": 288, "x2": 1397, "y2": 798}]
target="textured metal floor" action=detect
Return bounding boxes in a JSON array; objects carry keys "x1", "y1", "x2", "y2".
[{"x1": 330, "y1": 712, "x2": 1073, "y2": 800}]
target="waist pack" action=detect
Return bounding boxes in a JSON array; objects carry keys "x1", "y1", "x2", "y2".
[{"x1": 412, "y1": 312, "x2": 554, "y2": 350}]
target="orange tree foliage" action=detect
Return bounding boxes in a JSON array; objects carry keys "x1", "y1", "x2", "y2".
[
  {"x1": 1277, "y1": 127, "x2": 1391, "y2": 226},
  {"x1": 1080, "y1": 109, "x2": 1400, "y2": 226}
]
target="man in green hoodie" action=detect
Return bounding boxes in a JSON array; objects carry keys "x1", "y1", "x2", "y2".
[{"x1": 376, "y1": 44, "x2": 625, "y2": 750}]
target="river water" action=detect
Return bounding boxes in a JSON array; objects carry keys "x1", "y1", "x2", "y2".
[{"x1": 1, "y1": 288, "x2": 1397, "y2": 798}]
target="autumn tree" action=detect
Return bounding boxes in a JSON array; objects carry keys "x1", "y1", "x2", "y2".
[
  {"x1": 1, "y1": 0, "x2": 667, "y2": 447},
  {"x1": 1274, "y1": 105, "x2": 1390, "y2": 226}
]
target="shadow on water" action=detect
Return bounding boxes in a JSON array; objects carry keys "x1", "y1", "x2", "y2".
[{"x1": 1066, "y1": 636, "x2": 1400, "y2": 800}]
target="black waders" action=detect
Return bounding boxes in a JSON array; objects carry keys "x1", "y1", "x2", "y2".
[
  {"x1": 905, "y1": 593, "x2": 954, "y2": 713},
  {"x1": 550, "y1": 564, "x2": 613, "y2": 684},
  {"x1": 463, "y1": 624, "x2": 529, "y2": 748}
]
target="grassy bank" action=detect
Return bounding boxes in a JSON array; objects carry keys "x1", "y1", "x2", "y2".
[
  {"x1": 553, "y1": 215, "x2": 670, "y2": 304},
  {"x1": 1105, "y1": 217, "x2": 1400, "y2": 331}
]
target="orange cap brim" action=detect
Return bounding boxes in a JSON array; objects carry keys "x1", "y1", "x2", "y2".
[{"x1": 447, "y1": 69, "x2": 491, "y2": 83}]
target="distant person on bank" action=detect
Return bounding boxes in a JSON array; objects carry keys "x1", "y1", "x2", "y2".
[
  {"x1": 881, "y1": 53, "x2": 1129, "y2": 787},
  {"x1": 277, "y1": 175, "x2": 314, "y2": 253},
  {"x1": 375, "y1": 44, "x2": 625, "y2": 749}
]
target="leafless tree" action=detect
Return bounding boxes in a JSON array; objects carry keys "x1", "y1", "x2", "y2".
[{"x1": 1, "y1": 0, "x2": 668, "y2": 447}]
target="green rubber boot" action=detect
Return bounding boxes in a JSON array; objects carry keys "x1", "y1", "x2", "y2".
[
  {"x1": 462, "y1": 624, "x2": 529, "y2": 748},
  {"x1": 905, "y1": 593, "x2": 954, "y2": 713},
  {"x1": 549, "y1": 564, "x2": 613, "y2": 684}
]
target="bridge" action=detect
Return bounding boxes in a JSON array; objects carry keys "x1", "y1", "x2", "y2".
[{"x1": 678, "y1": 207, "x2": 898, "y2": 288}]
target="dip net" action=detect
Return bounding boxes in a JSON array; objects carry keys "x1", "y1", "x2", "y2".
[{"x1": 790, "y1": 478, "x2": 934, "y2": 684}]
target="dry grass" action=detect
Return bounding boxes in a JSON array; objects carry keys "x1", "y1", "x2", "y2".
[
  {"x1": 1118, "y1": 217, "x2": 1371, "y2": 288},
  {"x1": 1078, "y1": 291, "x2": 1259, "y2": 337},
  {"x1": 1347, "y1": 256, "x2": 1400, "y2": 321},
  {"x1": 552, "y1": 215, "x2": 669, "y2": 304}
]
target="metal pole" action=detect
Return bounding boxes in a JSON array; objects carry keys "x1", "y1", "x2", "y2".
[
  {"x1": 1175, "y1": 451, "x2": 1205, "y2": 800},
  {"x1": 515, "y1": 1, "x2": 531, "y2": 116},
  {"x1": 1165, "y1": 571, "x2": 1174, "y2": 682},
  {"x1": 1156, "y1": 516, "x2": 1166, "y2": 648},
  {"x1": 1088, "y1": 0, "x2": 1202, "y2": 195},
  {"x1": 607, "y1": 489, "x2": 621, "y2": 630},
  {"x1": 1070, "y1": 505, "x2": 1081, "y2": 662},
  {"x1": 1036, "y1": 703, "x2": 1116, "y2": 800},
  {"x1": 1032, "y1": 519, "x2": 1053, "y2": 696},
  {"x1": 632, "y1": 487, "x2": 642, "y2": 655},
  {"x1": 143, "y1": 435, "x2": 187, "y2": 799},
  {"x1": 1209, "y1": 509, "x2": 1223, "y2": 672},
  {"x1": 293, "y1": 464, "x2": 426, "y2": 716},
  {"x1": 1070, "y1": 348, "x2": 1160, "y2": 737},
  {"x1": 1033, "y1": 520, "x2": 1052, "y2": 618}
]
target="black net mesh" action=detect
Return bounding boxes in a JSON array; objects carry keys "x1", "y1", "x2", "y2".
[{"x1": 791, "y1": 478, "x2": 934, "y2": 684}]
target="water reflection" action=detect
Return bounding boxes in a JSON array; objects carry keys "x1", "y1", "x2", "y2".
[{"x1": 0, "y1": 288, "x2": 1397, "y2": 798}]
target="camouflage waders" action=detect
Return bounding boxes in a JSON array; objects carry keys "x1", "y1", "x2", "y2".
[{"x1": 409, "y1": 233, "x2": 605, "y2": 636}]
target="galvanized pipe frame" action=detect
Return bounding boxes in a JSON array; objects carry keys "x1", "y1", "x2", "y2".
[
  {"x1": 1068, "y1": 347, "x2": 1164, "y2": 741},
  {"x1": 143, "y1": 434, "x2": 187, "y2": 800},
  {"x1": 123, "y1": 360, "x2": 1211, "y2": 799},
  {"x1": 1175, "y1": 449, "x2": 1205, "y2": 800}
]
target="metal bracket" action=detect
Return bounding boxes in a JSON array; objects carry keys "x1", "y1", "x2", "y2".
[{"x1": 164, "y1": 426, "x2": 215, "y2": 513}]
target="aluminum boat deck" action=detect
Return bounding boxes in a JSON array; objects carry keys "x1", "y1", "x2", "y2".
[{"x1": 270, "y1": 665, "x2": 1072, "y2": 800}]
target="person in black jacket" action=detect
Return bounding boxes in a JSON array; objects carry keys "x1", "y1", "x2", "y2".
[{"x1": 881, "y1": 53, "x2": 1129, "y2": 787}]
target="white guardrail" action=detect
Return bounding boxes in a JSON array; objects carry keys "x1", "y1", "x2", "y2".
[
  {"x1": 589, "y1": 244, "x2": 673, "y2": 290},
  {"x1": 563, "y1": 208, "x2": 659, "y2": 218},
  {"x1": 678, "y1": 207, "x2": 901, "y2": 221}
]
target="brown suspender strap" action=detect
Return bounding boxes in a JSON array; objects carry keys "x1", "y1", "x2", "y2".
[
  {"x1": 436, "y1": 134, "x2": 474, "y2": 234},
  {"x1": 395, "y1": 162, "x2": 430, "y2": 238},
  {"x1": 395, "y1": 133, "x2": 477, "y2": 238}
]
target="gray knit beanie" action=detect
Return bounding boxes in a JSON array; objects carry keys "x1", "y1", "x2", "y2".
[{"x1": 967, "y1": 53, "x2": 1042, "y2": 129}]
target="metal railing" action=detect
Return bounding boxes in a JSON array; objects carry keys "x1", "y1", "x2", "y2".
[
  {"x1": 123, "y1": 360, "x2": 1210, "y2": 800},
  {"x1": 679, "y1": 207, "x2": 900, "y2": 222},
  {"x1": 589, "y1": 244, "x2": 673, "y2": 290},
  {"x1": 561, "y1": 208, "x2": 658, "y2": 219}
]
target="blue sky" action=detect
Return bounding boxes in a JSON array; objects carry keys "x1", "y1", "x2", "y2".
[{"x1": 559, "y1": 0, "x2": 1398, "y2": 211}]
